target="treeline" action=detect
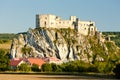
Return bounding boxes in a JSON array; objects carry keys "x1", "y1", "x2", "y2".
[
  {"x1": 10, "y1": 61, "x2": 120, "y2": 79},
  {"x1": 41, "y1": 61, "x2": 116, "y2": 73},
  {"x1": 0, "y1": 33, "x2": 16, "y2": 40},
  {"x1": 10, "y1": 60, "x2": 120, "y2": 79},
  {"x1": 11, "y1": 60, "x2": 115, "y2": 73},
  {"x1": 102, "y1": 32, "x2": 120, "y2": 47},
  {"x1": 0, "y1": 33, "x2": 27, "y2": 44},
  {"x1": 0, "y1": 33, "x2": 16, "y2": 44},
  {"x1": 41, "y1": 61, "x2": 98, "y2": 72},
  {"x1": 0, "y1": 32, "x2": 26, "y2": 40},
  {"x1": 102, "y1": 32, "x2": 120, "y2": 36}
]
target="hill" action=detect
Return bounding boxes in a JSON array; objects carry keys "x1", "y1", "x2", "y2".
[{"x1": 10, "y1": 28, "x2": 120, "y2": 63}]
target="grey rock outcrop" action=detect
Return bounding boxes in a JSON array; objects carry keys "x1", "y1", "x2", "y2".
[{"x1": 10, "y1": 28, "x2": 110, "y2": 63}]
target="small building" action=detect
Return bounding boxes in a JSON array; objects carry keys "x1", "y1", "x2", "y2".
[
  {"x1": 43, "y1": 57, "x2": 62, "y2": 65},
  {"x1": 10, "y1": 58, "x2": 46, "y2": 69},
  {"x1": 10, "y1": 58, "x2": 26, "y2": 69},
  {"x1": 27, "y1": 58, "x2": 45, "y2": 68}
]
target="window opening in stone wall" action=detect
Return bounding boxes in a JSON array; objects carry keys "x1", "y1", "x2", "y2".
[
  {"x1": 90, "y1": 23, "x2": 93, "y2": 26},
  {"x1": 44, "y1": 21, "x2": 46, "y2": 27}
]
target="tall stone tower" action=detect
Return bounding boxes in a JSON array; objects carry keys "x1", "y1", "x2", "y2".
[
  {"x1": 36, "y1": 14, "x2": 40, "y2": 28},
  {"x1": 36, "y1": 14, "x2": 57, "y2": 28}
]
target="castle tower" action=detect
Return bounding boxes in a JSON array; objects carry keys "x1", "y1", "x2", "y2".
[
  {"x1": 36, "y1": 14, "x2": 57, "y2": 28},
  {"x1": 36, "y1": 14, "x2": 40, "y2": 28}
]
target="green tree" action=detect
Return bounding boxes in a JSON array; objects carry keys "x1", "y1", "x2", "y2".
[
  {"x1": 41, "y1": 63, "x2": 52, "y2": 72},
  {"x1": 60, "y1": 60, "x2": 98, "y2": 72},
  {"x1": 18, "y1": 63, "x2": 31, "y2": 72},
  {"x1": 0, "y1": 49, "x2": 10, "y2": 71},
  {"x1": 51, "y1": 63, "x2": 62, "y2": 72},
  {"x1": 31, "y1": 64, "x2": 40, "y2": 72}
]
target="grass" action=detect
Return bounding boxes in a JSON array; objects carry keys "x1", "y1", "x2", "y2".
[
  {"x1": 0, "y1": 33, "x2": 18, "y2": 46},
  {"x1": 0, "y1": 41, "x2": 11, "y2": 50},
  {"x1": 0, "y1": 33, "x2": 15, "y2": 50},
  {"x1": 0, "y1": 43, "x2": 11, "y2": 50}
]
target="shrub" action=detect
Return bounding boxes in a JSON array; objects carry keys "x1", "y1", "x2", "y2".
[
  {"x1": 41, "y1": 63, "x2": 52, "y2": 72},
  {"x1": 31, "y1": 64, "x2": 40, "y2": 72},
  {"x1": 59, "y1": 61, "x2": 99, "y2": 72},
  {"x1": 18, "y1": 63, "x2": 31, "y2": 72},
  {"x1": 0, "y1": 49, "x2": 10, "y2": 71},
  {"x1": 51, "y1": 63, "x2": 61, "y2": 72},
  {"x1": 113, "y1": 63, "x2": 120, "y2": 79}
]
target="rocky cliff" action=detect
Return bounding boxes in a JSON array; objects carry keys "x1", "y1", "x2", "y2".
[{"x1": 10, "y1": 28, "x2": 120, "y2": 63}]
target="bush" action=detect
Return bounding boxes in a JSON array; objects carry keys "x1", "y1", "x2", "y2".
[
  {"x1": 51, "y1": 63, "x2": 62, "y2": 72},
  {"x1": 41, "y1": 63, "x2": 52, "y2": 72},
  {"x1": 0, "y1": 49, "x2": 10, "y2": 71},
  {"x1": 113, "y1": 63, "x2": 120, "y2": 79},
  {"x1": 31, "y1": 64, "x2": 40, "y2": 72},
  {"x1": 60, "y1": 61, "x2": 98, "y2": 72},
  {"x1": 18, "y1": 63, "x2": 31, "y2": 72}
]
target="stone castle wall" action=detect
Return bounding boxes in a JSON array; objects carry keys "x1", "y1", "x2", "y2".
[{"x1": 36, "y1": 14, "x2": 97, "y2": 36}]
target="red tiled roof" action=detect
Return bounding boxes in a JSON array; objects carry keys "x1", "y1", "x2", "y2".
[
  {"x1": 27, "y1": 58, "x2": 45, "y2": 67},
  {"x1": 10, "y1": 58, "x2": 23, "y2": 66},
  {"x1": 43, "y1": 57, "x2": 61, "y2": 62},
  {"x1": 43, "y1": 57, "x2": 62, "y2": 64}
]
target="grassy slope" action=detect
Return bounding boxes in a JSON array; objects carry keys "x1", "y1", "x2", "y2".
[
  {"x1": 0, "y1": 41, "x2": 11, "y2": 50},
  {"x1": 0, "y1": 33, "x2": 16, "y2": 50}
]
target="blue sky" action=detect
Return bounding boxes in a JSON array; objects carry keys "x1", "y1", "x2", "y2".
[{"x1": 0, "y1": 0, "x2": 120, "y2": 33}]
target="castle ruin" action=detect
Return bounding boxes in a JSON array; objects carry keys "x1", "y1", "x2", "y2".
[{"x1": 36, "y1": 14, "x2": 97, "y2": 36}]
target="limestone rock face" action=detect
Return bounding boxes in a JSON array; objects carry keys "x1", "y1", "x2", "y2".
[{"x1": 10, "y1": 28, "x2": 110, "y2": 63}]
